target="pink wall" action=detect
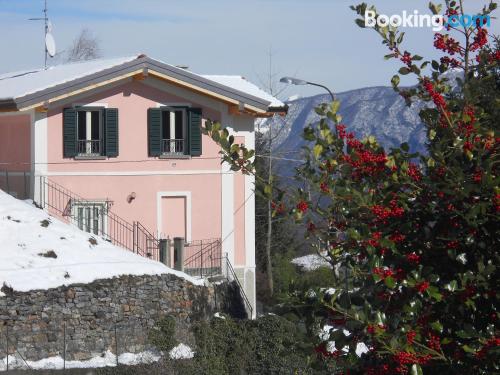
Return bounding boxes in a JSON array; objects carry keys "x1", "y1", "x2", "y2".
[
  {"x1": 47, "y1": 80, "x2": 222, "y2": 172},
  {"x1": 0, "y1": 114, "x2": 31, "y2": 198},
  {"x1": 0, "y1": 114, "x2": 31, "y2": 171},
  {"x1": 46, "y1": 79, "x2": 225, "y2": 245}
]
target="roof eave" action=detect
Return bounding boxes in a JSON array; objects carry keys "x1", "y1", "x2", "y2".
[{"x1": 0, "y1": 99, "x2": 18, "y2": 112}]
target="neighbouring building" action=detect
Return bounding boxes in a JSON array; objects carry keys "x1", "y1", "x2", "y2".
[{"x1": 0, "y1": 54, "x2": 286, "y2": 316}]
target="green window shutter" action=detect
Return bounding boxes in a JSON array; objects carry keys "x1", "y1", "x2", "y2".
[
  {"x1": 63, "y1": 108, "x2": 77, "y2": 158},
  {"x1": 104, "y1": 108, "x2": 119, "y2": 157},
  {"x1": 187, "y1": 108, "x2": 202, "y2": 156},
  {"x1": 148, "y1": 108, "x2": 162, "y2": 157}
]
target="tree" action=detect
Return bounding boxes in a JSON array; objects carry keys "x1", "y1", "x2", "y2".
[
  {"x1": 66, "y1": 28, "x2": 101, "y2": 62},
  {"x1": 203, "y1": 1, "x2": 499, "y2": 373},
  {"x1": 254, "y1": 47, "x2": 298, "y2": 299}
]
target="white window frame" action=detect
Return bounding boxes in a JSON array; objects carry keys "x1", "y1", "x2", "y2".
[
  {"x1": 75, "y1": 107, "x2": 104, "y2": 156},
  {"x1": 71, "y1": 200, "x2": 108, "y2": 237},
  {"x1": 160, "y1": 107, "x2": 187, "y2": 155}
]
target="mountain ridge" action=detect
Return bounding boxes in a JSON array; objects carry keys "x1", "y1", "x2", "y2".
[{"x1": 259, "y1": 84, "x2": 427, "y2": 175}]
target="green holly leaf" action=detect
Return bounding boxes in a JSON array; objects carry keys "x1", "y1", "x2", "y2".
[
  {"x1": 331, "y1": 100, "x2": 341, "y2": 114},
  {"x1": 411, "y1": 364, "x2": 423, "y2": 375},
  {"x1": 313, "y1": 144, "x2": 323, "y2": 159},
  {"x1": 385, "y1": 276, "x2": 396, "y2": 289},
  {"x1": 399, "y1": 67, "x2": 411, "y2": 75},
  {"x1": 391, "y1": 75, "x2": 400, "y2": 88},
  {"x1": 431, "y1": 321, "x2": 443, "y2": 333},
  {"x1": 426, "y1": 286, "x2": 442, "y2": 301}
]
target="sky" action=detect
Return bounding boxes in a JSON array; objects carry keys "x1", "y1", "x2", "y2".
[{"x1": 0, "y1": 0, "x2": 498, "y2": 99}]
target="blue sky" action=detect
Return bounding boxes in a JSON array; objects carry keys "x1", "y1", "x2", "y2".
[{"x1": 0, "y1": 0, "x2": 497, "y2": 98}]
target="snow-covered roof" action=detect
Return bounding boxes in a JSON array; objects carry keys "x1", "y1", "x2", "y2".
[
  {"x1": 202, "y1": 75, "x2": 284, "y2": 108},
  {"x1": 0, "y1": 190, "x2": 203, "y2": 295},
  {"x1": 0, "y1": 56, "x2": 137, "y2": 100},
  {"x1": 0, "y1": 54, "x2": 285, "y2": 113}
]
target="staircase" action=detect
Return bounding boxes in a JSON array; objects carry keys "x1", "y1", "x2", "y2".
[
  {"x1": 183, "y1": 243, "x2": 253, "y2": 319},
  {"x1": 36, "y1": 176, "x2": 160, "y2": 260}
]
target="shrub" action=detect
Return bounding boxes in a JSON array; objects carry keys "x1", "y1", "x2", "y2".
[{"x1": 149, "y1": 316, "x2": 177, "y2": 353}]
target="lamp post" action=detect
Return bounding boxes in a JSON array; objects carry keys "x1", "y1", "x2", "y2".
[
  {"x1": 279, "y1": 76, "x2": 335, "y2": 102},
  {"x1": 280, "y1": 76, "x2": 349, "y2": 306}
]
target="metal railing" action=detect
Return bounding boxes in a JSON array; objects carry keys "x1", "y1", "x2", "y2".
[
  {"x1": 161, "y1": 139, "x2": 184, "y2": 155},
  {"x1": 222, "y1": 254, "x2": 253, "y2": 319},
  {"x1": 183, "y1": 240, "x2": 253, "y2": 318},
  {"x1": 0, "y1": 170, "x2": 30, "y2": 199},
  {"x1": 77, "y1": 139, "x2": 102, "y2": 155},
  {"x1": 37, "y1": 176, "x2": 160, "y2": 259},
  {"x1": 183, "y1": 239, "x2": 222, "y2": 278}
]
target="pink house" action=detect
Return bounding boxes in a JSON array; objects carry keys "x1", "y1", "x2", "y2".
[{"x1": 0, "y1": 55, "x2": 286, "y2": 317}]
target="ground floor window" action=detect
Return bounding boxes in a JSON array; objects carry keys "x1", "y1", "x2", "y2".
[{"x1": 71, "y1": 201, "x2": 107, "y2": 235}]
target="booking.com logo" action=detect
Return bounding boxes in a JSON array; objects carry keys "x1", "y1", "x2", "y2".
[{"x1": 365, "y1": 10, "x2": 491, "y2": 32}]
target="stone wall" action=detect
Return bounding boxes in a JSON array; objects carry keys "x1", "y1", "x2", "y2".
[{"x1": 0, "y1": 274, "x2": 245, "y2": 361}]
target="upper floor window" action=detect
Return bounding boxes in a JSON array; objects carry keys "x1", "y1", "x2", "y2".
[
  {"x1": 148, "y1": 106, "x2": 202, "y2": 158},
  {"x1": 63, "y1": 107, "x2": 119, "y2": 159},
  {"x1": 161, "y1": 109, "x2": 185, "y2": 155},
  {"x1": 77, "y1": 109, "x2": 102, "y2": 156}
]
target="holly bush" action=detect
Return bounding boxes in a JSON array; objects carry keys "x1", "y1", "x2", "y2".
[{"x1": 203, "y1": 1, "x2": 499, "y2": 373}]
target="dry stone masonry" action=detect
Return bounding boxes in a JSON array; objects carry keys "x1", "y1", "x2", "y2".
[{"x1": 0, "y1": 274, "x2": 244, "y2": 361}]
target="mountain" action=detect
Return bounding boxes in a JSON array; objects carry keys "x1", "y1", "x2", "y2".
[{"x1": 259, "y1": 85, "x2": 427, "y2": 175}]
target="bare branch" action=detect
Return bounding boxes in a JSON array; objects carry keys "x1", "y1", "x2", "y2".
[{"x1": 66, "y1": 28, "x2": 102, "y2": 62}]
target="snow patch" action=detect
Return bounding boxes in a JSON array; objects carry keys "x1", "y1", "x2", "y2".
[
  {"x1": 291, "y1": 254, "x2": 332, "y2": 271},
  {"x1": 169, "y1": 343, "x2": 194, "y2": 360},
  {"x1": 319, "y1": 325, "x2": 369, "y2": 358},
  {"x1": 0, "y1": 190, "x2": 203, "y2": 293},
  {"x1": 0, "y1": 350, "x2": 160, "y2": 371}
]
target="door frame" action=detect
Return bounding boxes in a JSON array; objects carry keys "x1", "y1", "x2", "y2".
[{"x1": 156, "y1": 191, "x2": 192, "y2": 243}]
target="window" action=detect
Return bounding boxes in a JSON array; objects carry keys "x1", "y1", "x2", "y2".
[
  {"x1": 63, "y1": 107, "x2": 119, "y2": 159},
  {"x1": 148, "y1": 107, "x2": 202, "y2": 157},
  {"x1": 161, "y1": 108, "x2": 186, "y2": 155},
  {"x1": 77, "y1": 109, "x2": 102, "y2": 156},
  {"x1": 71, "y1": 201, "x2": 107, "y2": 236}
]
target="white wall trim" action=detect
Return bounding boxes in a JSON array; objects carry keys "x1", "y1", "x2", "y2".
[
  {"x1": 220, "y1": 104, "x2": 235, "y2": 265},
  {"x1": 39, "y1": 169, "x2": 227, "y2": 177},
  {"x1": 156, "y1": 191, "x2": 192, "y2": 242},
  {"x1": 31, "y1": 110, "x2": 48, "y2": 203},
  {"x1": 244, "y1": 131, "x2": 256, "y2": 269}
]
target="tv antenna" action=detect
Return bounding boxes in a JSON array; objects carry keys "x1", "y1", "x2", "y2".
[{"x1": 29, "y1": 0, "x2": 56, "y2": 69}]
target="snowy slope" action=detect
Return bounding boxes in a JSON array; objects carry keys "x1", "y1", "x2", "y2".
[{"x1": 0, "y1": 190, "x2": 202, "y2": 296}]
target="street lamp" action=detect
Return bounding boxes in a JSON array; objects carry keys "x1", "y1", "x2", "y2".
[
  {"x1": 280, "y1": 75, "x2": 348, "y2": 308},
  {"x1": 279, "y1": 76, "x2": 335, "y2": 102}
]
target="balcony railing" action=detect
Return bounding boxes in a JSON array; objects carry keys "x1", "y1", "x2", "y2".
[
  {"x1": 161, "y1": 139, "x2": 184, "y2": 155},
  {"x1": 78, "y1": 140, "x2": 102, "y2": 156}
]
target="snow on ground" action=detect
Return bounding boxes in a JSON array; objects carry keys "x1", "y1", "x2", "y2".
[
  {"x1": 0, "y1": 190, "x2": 203, "y2": 295},
  {"x1": 0, "y1": 350, "x2": 160, "y2": 371},
  {"x1": 291, "y1": 254, "x2": 332, "y2": 271},
  {"x1": 169, "y1": 344, "x2": 195, "y2": 360}
]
